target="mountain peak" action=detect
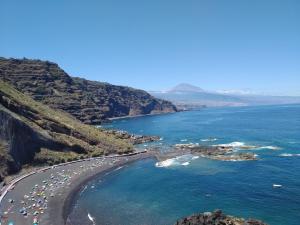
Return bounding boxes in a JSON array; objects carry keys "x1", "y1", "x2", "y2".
[{"x1": 169, "y1": 83, "x2": 204, "y2": 93}]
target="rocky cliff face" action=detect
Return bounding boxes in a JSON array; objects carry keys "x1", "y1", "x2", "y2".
[
  {"x1": 0, "y1": 58, "x2": 177, "y2": 124},
  {"x1": 175, "y1": 210, "x2": 268, "y2": 225},
  {"x1": 0, "y1": 105, "x2": 55, "y2": 177},
  {"x1": 0, "y1": 81, "x2": 133, "y2": 181}
]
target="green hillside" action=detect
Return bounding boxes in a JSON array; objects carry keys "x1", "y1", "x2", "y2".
[{"x1": 0, "y1": 80, "x2": 133, "y2": 181}]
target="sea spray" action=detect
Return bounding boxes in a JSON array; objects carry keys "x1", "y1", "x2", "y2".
[{"x1": 155, "y1": 154, "x2": 198, "y2": 168}]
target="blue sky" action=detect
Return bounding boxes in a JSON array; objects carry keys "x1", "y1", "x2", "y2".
[{"x1": 1, "y1": 0, "x2": 299, "y2": 95}]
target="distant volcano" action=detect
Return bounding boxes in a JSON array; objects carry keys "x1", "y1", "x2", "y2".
[
  {"x1": 168, "y1": 83, "x2": 204, "y2": 93},
  {"x1": 151, "y1": 83, "x2": 300, "y2": 109}
]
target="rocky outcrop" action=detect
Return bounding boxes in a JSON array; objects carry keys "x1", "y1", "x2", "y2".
[
  {"x1": 175, "y1": 210, "x2": 268, "y2": 225},
  {"x1": 167, "y1": 144, "x2": 257, "y2": 161},
  {"x1": 103, "y1": 129, "x2": 161, "y2": 145},
  {"x1": 0, "y1": 81, "x2": 133, "y2": 181},
  {"x1": 0, "y1": 105, "x2": 56, "y2": 178},
  {"x1": 0, "y1": 57, "x2": 177, "y2": 124}
]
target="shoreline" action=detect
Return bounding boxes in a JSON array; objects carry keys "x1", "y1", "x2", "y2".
[
  {"x1": 63, "y1": 153, "x2": 154, "y2": 225},
  {"x1": 107, "y1": 111, "x2": 177, "y2": 122},
  {"x1": 0, "y1": 151, "x2": 154, "y2": 225},
  {"x1": 0, "y1": 140, "x2": 277, "y2": 225}
]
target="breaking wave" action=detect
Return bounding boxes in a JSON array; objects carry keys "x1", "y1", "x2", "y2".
[
  {"x1": 214, "y1": 142, "x2": 246, "y2": 148},
  {"x1": 88, "y1": 212, "x2": 96, "y2": 225},
  {"x1": 114, "y1": 166, "x2": 124, "y2": 171},
  {"x1": 214, "y1": 142, "x2": 281, "y2": 151},
  {"x1": 279, "y1": 153, "x2": 300, "y2": 157},
  {"x1": 201, "y1": 138, "x2": 218, "y2": 142},
  {"x1": 259, "y1": 146, "x2": 281, "y2": 150},
  {"x1": 155, "y1": 155, "x2": 198, "y2": 168}
]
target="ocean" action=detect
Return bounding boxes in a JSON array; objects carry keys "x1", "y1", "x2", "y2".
[{"x1": 68, "y1": 104, "x2": 300, "y2": 225}]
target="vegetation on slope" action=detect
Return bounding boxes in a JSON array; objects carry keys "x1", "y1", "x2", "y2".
[{"x1": 0, "y1": 80, "x2": 133, "y2": 181}]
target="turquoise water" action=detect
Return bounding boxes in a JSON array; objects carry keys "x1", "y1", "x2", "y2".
[{"x1": 69, "y1": 105, "x2": 300, "y2": 225}]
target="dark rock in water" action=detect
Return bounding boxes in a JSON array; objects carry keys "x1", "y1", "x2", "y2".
[
  {"x1": 0, "y1": 57, "x2": 177, "y2": 124},
  {"x1": 175, "y1": 210, "x2": 268, "y2": 225},
  {"x1": 174, "y1": 144, "x2": 257, "y2": 161},
  {"x1": 154, "y1": 144, "x2": 257, "y2": 163},
  {"x1": 103, "y1": 129, "x2": 161, "y2": 145}
]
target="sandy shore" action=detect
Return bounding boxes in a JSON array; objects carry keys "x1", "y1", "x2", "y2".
[{"x1": 0, "y1": 151, "x2": 153, "y2": 225}]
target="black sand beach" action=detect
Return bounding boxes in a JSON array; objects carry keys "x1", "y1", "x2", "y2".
[{"x1": 0, "y1": 151, "x2": 153, "y2": 225}]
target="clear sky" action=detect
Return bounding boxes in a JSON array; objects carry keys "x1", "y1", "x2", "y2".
[{"x1": 1, "y1": 0, "x2": 299, "y2": 95}]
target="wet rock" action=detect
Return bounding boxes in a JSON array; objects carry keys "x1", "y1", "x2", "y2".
[
  {"x1": 175, "y1": 210, "x2": 268, "y2": 225},
  {"x1": 174, "y1": 144, "x2": 257, "y2": 161}
]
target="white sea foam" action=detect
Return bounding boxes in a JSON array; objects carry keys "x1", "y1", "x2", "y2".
[
  {"x1": 259, "y1": 146, "x2": 281, "y2": 150},
  {"x1": 180, "y1": 139, "x2": 188, "y2": 142},
  {"x1": 88, "y1": 213, "x2": 96, "y2": 225},
  {"x1": 114, "y1": 166, "x2": 124, "y2": 171},
  {"x1": 155, "y1": 158, "x2": 177, "y2": 167},
  {"x1": 201, "y1": 138, "x2": 218, "y2": 142},
  {"x1": 214, "y1": 142, "x2": 280, "y2": 151},
  {"x1": 214, "y1": 142, "x2": 246, "y2": 148},
  {"x1": 155, "y1": 154, "x2": 199, "y2": 168},
  {"x1": 279, "y1": 153, "x2": 300, "y2": 157},
  {"x1": 279, "y1": 153, "x2": 293, "y2": 157},
  {"x1": 80, "y1": 185, "x2": 88, "y2": 195}
]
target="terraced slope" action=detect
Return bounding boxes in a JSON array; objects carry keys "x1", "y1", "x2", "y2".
[{"x1": 0, "y1": 57, "x2": 177, "y2": 124}]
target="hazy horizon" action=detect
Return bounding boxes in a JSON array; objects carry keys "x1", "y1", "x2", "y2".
[{"x1": 1, "y1": 0, "x2": 299, "y2": 96}]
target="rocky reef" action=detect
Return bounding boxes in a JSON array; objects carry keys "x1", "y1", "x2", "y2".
[
  {"x1": 0, "y1": 81, "x2": 133, "y2": 181},
  {"x1": 103, "y1": 129, "x2": 161, "y2": 145},
  {"x1": 175, "y1": 210, "x2": 268, "y2": 225},
  {"x1": 0, "y1": 57, "x2": 177, "y2": 124},
  {"x1": 174, "y1": 144, "x2": 257, "y2": 161}
]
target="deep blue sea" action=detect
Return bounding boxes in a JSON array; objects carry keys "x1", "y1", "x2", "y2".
[{"x1": 69, "y1": 105, "x2": 300, "y2": 225}]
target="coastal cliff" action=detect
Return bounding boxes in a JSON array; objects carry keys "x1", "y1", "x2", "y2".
[
  {"x1": 0, "y1": 57, "x2": 177, "y2": 124},
  {"x1": 0, "y1": 81, "x2": 133, "y2": 181}
]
